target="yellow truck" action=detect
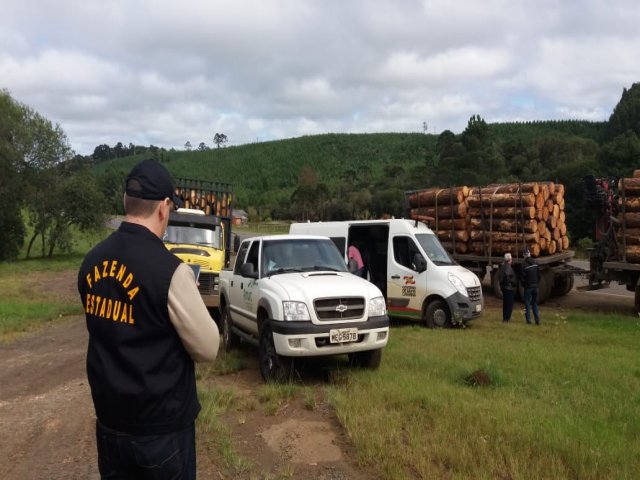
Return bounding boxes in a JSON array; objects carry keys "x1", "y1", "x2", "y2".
[{"x1": 164, "y1": 178, "x2": 234, "y2": 309}]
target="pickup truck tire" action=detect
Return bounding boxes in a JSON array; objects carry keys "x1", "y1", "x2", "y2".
[
  {"x1": 348, "y1": 349, "x2": 382, "y2": 369},
  {"x1": 220, "y1": 304, "x2": 239, "y2": 352},
  {"x1": 259, "y1": 321, "x2": 294, "y2": 383},
  {"x1": 424, "y1": 299, "x2": 451, "y2": 328}
]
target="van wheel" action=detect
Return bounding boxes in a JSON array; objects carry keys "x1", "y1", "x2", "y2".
[
  {"x1": 259, "y1": 322, "x2": 294, "y2": 383},
  {"x1": 220, "y1": 303, "x2": 239, "y2": 352},
  {"x1": 424, "y1": 300, "x2": 451, "y2": 328},
  {"x1": 348, "y1": 349, "x2": 382, "y2": 369}
]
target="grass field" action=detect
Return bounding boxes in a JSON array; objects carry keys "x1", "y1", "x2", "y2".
[
  {"x1": 0, "y1": 258, "x2": 84, "y2": 339},
  {"x1": 325, "y1": 312, "x2": 640, "y2": 479}
]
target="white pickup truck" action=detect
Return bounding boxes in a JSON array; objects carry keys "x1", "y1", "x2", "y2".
[{"x1": 218, "y1": 235, "x2": 390, "y2": 382}]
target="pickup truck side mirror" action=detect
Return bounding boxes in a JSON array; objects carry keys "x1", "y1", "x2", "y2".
[
  {"x1": 347, "y1": 258, "x2": 359, "y2": 274},
  {"x1": 412, "y1": 253, "x2": 427, "y2": 273},
  {"x1": 240, "y1": 262, "x2": 259, "y2": 279}
]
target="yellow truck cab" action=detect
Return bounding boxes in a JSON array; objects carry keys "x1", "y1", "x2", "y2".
[
  {"x1": 164, "y1": 178, "x2": 234, "y2": 309},
  {"x1": 164, "y1": 208, "x2": 226, "y2": 307}
]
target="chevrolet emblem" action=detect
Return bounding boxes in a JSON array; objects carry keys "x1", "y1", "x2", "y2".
[{"x1": 335, "y1": 304, "x2": 348, "y2": 313}]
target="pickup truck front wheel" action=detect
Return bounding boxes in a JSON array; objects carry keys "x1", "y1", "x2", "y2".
[
  {"x1": 259, "y1": 322, "x2": 294, "y2": 383},
  {"x1": 220, "y1": 304, "x2": 239, "y2": 352},
  {"x1": 348, "y1": 349, "x2": 382, "y2": 369}
]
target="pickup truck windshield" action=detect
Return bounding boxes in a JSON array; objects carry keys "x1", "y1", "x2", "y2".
[
  {"x1": 415, "y1": 233, "x2": 455, "y2": 266},
  {"x1": 164, "y1": 225, "x2": 222, "y2": 249},
  {"x1": 262, "y1": 238, "x2": 348, "y2": 276}
]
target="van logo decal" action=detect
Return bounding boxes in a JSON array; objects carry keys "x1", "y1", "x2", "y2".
[
  {"x1": 403, "y1": 275, "x2": 415, "y2": 285},
  {"x1": 335, "y1": 304, "x2": 348, "y2": 313}
]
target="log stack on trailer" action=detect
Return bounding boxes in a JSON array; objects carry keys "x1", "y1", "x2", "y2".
[
  {"x1": 618, "y1": 171, "x2": 640, "y2": 263},
  {"x1": 406, "y1": 182, "x2": 569, "y2": 258}
]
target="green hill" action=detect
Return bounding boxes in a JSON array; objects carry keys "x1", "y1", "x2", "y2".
[
  {"x1": 92, "y1": 121, "x2": 605, "y2": 209},
  {"x1": 93, "y1": 132, "x2": 439, "y2": 211}
]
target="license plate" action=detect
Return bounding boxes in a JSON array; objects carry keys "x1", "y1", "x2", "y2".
[
  {"x1": 330, "y1": 328, "x2": 358, "y2": 343},
  {"x1": 475, "y1": 304, "x2": 482, "y2": 312}
]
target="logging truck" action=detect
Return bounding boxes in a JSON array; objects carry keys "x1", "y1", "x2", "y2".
[
  {"x1": 404, "y1": 183, "x2": 578, "y2": 304},
  {"x1": 164, "y1": 178, "x2": 234, "y2": 308},
  {"x1": 406, "y1": 174, "x2": 640, "y2": 311},
  {"x1": 583, "y1": 174, "x2": 640, "y2": 312}
]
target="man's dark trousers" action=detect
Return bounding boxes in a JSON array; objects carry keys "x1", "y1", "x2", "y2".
[
  {"x1": 524, "y1": 287, "x2": 541, "y2": 324},
  {"x1": 502, "y1": 289, "x2": 515, "y2": 322},
  {"x1": 96, "y1": 421, "x2": 196, "y2": 479}
]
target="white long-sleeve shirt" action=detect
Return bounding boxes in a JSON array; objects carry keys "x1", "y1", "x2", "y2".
[{"x1": 167, "y1": 263, "x2": 220, "y2": 362}]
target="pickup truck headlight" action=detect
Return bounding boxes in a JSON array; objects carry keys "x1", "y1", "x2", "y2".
[
  {"x1": 369, "y1": 296, "x2": 386, "y2": 317},
  {"x1": 283, "y1": 301, "x2": 311, "y2": 321},
  {"x1": 448, "y1": 273, "x2": 468, "y2": 297}
]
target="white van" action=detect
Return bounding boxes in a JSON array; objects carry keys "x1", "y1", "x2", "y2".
[{"x1": 289, "y1": 219, "x2": 483, "y2": 327}]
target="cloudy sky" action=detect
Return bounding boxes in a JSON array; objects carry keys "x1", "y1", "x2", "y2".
[{"x1": 2, "y1": 0, "x2": 639, "y2": 155}]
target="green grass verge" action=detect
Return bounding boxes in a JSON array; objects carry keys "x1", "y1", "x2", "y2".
[
  {"x1": 0, "y1": 263, "x2": 84, "y2": 339},
  {"x1": 0, "y1": 300, "x2": 82, "y2": 337}
]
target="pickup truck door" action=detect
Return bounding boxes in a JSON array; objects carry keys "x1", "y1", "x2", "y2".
[
  {"x1": 229, "y1": 239, "x2": 260, "y2": 335},
  {"x1": 387, "y1": 235, "x2": 425, "y2": 321}
]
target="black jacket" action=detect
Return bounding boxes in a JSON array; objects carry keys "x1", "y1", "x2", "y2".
[
  {"x1": 78, "y1": 222, "x2": 199, "y2": 435},
  {"x1": 499, "y1": 262, "x2": 516, "y2": 291},
  {"x1": 521, "y1": 257, "x2": 541, "y2": 289}
]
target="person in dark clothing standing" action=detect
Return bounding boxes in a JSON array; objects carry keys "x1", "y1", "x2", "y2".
[
  {"x1": 78, "y1": 159, "x2": 220, "y2": 479},
  {"x1": 498, "y1": 252, "x2": 516, "y2": 322},
  {"x1": 521, "y1": 248, "x2": 541, "y2": 325}
]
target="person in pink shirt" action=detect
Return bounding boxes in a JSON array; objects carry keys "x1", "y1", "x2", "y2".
[{"x1": 348, "y1": 244, "x2": 366, "y2": 278}]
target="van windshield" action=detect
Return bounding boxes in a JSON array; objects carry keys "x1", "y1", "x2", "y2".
[{"x1": 415, "y1": 234, "x2": 455, "y2": 266}]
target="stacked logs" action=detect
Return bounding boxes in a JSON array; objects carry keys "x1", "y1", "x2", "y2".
[
  {"x1": 173, "y1": 178, "x2": 233, "y2": 217},
  {"x1": 407, "y1": 182, "x2": 569, "y2": 258},
  {"x1": 617, "y1": 170, "x2": 640, "y2": 262}
]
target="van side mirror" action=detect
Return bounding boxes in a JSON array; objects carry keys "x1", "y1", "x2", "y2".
[
  {"x1": 412, "y1": 253, "x2": 427, "y2": 273},
  {"x1": 240, "y1": 262, "x2": 258, "y2": 279}
]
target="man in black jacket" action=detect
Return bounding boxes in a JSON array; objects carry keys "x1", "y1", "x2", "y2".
[
  {"x1": 521, "y1": 248, "x2": 541, "y2": 325},
  {"x1": 78, "y1": 159, "x2": 219, "y2": 479},
  {"x1": 498, "y1": 253, "x2": 516, "y2": 322}
]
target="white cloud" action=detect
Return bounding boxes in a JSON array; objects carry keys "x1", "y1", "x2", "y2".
[{"x1": 1, "y1": 0, "x2": 639, "y2": 154}]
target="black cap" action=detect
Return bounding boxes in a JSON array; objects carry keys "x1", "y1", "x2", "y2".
[
  {"x1": 125, "y1": 159, "x2": 183, "y2": 207},
  {"x1": 523, "y1": 248, "x2": 531, "y2": 257}
]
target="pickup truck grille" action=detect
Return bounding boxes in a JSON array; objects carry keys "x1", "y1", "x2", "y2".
[
  {"x1": 198, "y1": 272, "x2": 219, "y2": 296},
  {"x1": 467, "y1": 286, "x2": 481, "y2": 302},
  {"x1": 314, "y1": 297, "x2": 365, "y2": 321}
]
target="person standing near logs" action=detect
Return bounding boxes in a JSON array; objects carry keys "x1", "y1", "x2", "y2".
[
  {"x1": 521, "y1": 248, "x2": 541, "y2": 325},
  {"x1": 498, "y1": 253, "x2": 516, "y2": 322}
]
